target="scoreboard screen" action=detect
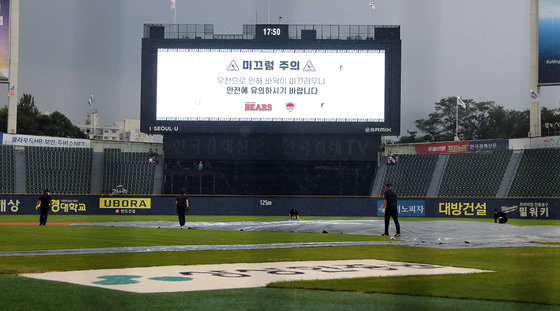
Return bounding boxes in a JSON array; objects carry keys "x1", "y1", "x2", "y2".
[
  {"x1": 141, "y1": 26, "x2": 401, "y2": 135},
  {"x1": 156, "y1": 48, "x2": 385, "y2": 123}
]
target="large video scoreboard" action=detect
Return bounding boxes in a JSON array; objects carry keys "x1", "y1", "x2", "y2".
[{"x1": 141, "y1": 25, "x2": 401, "y2": 135}]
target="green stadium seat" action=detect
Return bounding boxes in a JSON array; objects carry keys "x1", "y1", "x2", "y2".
[
  {"x1": 438, "y1": 150, "x2": 512, "y2": 197},
  {"x1": 23, "y1": 146, "x2": 93, "y2": 195},
  {"x1": 382, "y1": 154, "x2": 438, "y2": 197},
  {"x1": 509, "y1": 148, "x2": 560, "y2": 197}
]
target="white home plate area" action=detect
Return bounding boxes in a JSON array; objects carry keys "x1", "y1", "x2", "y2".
[{"x1": 21, "y1": 259, "x2": 490, "y2": 293}]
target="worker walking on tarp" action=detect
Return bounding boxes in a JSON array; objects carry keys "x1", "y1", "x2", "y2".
[
  {"x1": 381, "y1": 183, "x2": 401, "y2": 238},
  {"x1": 176, "y1": 191, "x2": 190, "y2": 229},
  {"x1": 36, "y1": 189, "x2": 53, "y2": 226}
]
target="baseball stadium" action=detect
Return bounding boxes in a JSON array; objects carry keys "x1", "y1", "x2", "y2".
[{"x1": 1, "y1": 2, "x2": 560, "y2": 311}]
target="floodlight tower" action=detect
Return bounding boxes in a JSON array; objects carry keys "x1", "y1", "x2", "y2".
[
  {"x1": 6, "y1": 0, "x2": 19, "y2": 134},
  {"x1": 529, "y1": 0, "x2": 541, "y2": 137}
]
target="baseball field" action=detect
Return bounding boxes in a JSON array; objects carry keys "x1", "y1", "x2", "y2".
[{"x1": 1, "y1": 215, "x2": 559, "y2": 311}]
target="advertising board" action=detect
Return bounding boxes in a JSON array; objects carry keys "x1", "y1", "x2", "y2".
[
  {"x1": 0, "y1": 0, "x2": 9, "y2": 81},
  {"x1": 3, "y1": 195, "x2": 558, "y2": 219},
  {"x1": 538, "y1": 0, "x2": 560, "y2": 85}
]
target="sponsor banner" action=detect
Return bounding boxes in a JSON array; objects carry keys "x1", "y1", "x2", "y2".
[
  {"x1": 527, "y1": 136, "x2": 560, "y2": 149},
  {"x1": 430, "y1": 199, "x2": 488, "y2": 218},
  {"x1": 376, "y1": 200, "x2": 425, "y2": 217},
  {"x1": 538, "y1": 0, "x2": 560, "y2": 85},
  {"x1": 1, "y1": 195, "x2": 559, "y2": 219},
  {"x1": 99, "y1": 197, "x2": 158, "y2": 216},
  {"x1": 425, "y1": 198, "x2": 558, "y2": 220},
  {"x1": 468, "y1": 139, "x2": 509, "y2": 152},
  {"x1": 496, "y1": 200, "x2": 553, "y2": 219},
  {"x1": 0, "y1": 196, "x2": 25, "y2": 213},
  {"x1": 0, "y1": 0, "x2": 9, "y2": 81},
  {"x1": 0, "y1": 195, "x2": 94, "y2": 215},
  {"x1": 100, "y1": 198, "x2": 151, "y2": 209},
  {"x1": 2, "y1": 133, "x2": 91, "y2": 148},
  {"x1": 0, "y1": 195, "x2": 167, "y2": 216},
  {"x1": 50, "y1": 199, "x2": 88, "y2": 214},
  {"x1": 509, "y1": 136, "x2": 560, "y2": 150},
  {"x1": 21, "y1": 259, "x2": 490, "y2": 293},
  {"x1": 415, "y1": 142, "x2": 469, "y2": 154}
]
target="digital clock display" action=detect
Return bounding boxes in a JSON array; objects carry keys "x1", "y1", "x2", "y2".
[
  {"x1": 255, "y1": 24, "x2": 289, "y2": 40},
  {"x1": 263, "y1": 27, "x2": 281, "y2": 36}
]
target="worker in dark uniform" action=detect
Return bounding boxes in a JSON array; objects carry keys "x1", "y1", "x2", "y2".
[
  {"x1": 381, "y1": 183, "x2": 400, "y2": 237},
  {"x1": 493, "y1": 209, "x2": 508, "y2": 224},
  {"x1": 176, "y1": 191, "x2": 190, "y2": 229},
  {"x1": 36, "y1": 189, "x2": 53, "y2": 226},
  {"x1": 289, "y1": 208, "x2": 300, "y2": 220}
]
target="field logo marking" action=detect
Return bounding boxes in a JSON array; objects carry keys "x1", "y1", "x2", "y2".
[
  {"x1": 21, "y1": 259, "x2": 491, "y2": 293},
  {"x1": 149, "y1": 276, "x2": 193, "y2": 282},
  {"x1": 93, "y1": 275, "x2": 142, "y2": 285}
]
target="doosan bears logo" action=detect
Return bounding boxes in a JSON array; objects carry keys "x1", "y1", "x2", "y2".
[
  {"x1": 285, "y1": 102, "x2": 295, "y2": 112},
  {"x1": 245, "y1": 103, "x2": 272, "y2": 111}
]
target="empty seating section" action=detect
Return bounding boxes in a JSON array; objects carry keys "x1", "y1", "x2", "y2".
[
  {"x1": 509, "y1": 148, "x2": 560, "y2": 197},
  {"x1": 438, "y1": 150, "x2": 512, "y2": 197},
  {"x1": 102, "y1": 148, "x2": 155, "y2": 194},
  {"x1": 25, "y1": 147, "x2": 92, "y2": 194},
  {"x1": 0, "y1": 145, "x2": 15, "y2": 193},
  {"x1": 382, "y1": 154, "x2": 438, "y2": 196},
  {"x1": 5, "y1": 144, "x2": 559, "y2": 197}
]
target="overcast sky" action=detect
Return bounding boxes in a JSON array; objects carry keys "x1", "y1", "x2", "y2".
[{"x1": 1, "y1": 0, "x2": 559, "y2": 135}]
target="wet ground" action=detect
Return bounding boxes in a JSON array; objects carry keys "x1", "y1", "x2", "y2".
[
  {"x1": 1, "y1": 220, "x2": 558, "y2": 257},
  {"x1": 76, "y1": 219, "x2": 560, "y2": 249}
]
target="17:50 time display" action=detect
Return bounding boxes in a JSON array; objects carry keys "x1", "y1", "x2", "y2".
[{"x1": 262, "y1": 27, "x2": 282, "y2": 36}]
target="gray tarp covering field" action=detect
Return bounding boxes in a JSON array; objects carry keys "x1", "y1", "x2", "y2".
[
  {"x1": 1, "y1": 220, "x2": 558, "y2": 257},
  {"x1": 76, "y1": 219, "x2": 560, "y2": 249}
]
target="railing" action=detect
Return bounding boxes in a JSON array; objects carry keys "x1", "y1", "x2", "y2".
[{"x1": 144, "y1": 24, "x2": 399, "y2": 40}]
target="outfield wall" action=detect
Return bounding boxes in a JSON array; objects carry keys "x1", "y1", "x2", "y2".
[{"x1": 0, "y1": 194, "x2": 558, "y2": 220}]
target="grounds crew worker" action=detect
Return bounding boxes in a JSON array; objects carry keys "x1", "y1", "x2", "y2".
[
  {"x1": 493, "y1": 209, "x2": 508, "y2": 224},
  {"x1": 176, "y1": 191, "x2": 190, "y2": 229},
  {"x1": 36, "y1": 189, "x2": 53, "y2": 226},
  {"x1": 381, "y1": 183, "x2": 401, "y2": 238}
]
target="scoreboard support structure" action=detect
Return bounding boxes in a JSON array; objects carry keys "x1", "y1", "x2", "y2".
[{"x1": 140, "y1": 24, "x2": 401, "y2": 195}]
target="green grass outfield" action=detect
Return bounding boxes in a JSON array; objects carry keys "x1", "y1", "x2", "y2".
[{"x1": 0, "y1": 215, "x2": 559, "y2": 311}]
